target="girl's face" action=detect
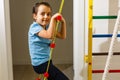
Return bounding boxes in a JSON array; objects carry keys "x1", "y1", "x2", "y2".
[{"x1": 33, "y1": 5, "x2": 52, "y2": 27}]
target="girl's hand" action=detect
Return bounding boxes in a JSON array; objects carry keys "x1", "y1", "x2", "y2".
[
  {"x1": 51, "y1": 13, "x2": 61, "y2": 20},
  {"x1": 60, "y1": 16, "x2": 66, "y2": 23},
  {"x1": 51, "y1": 13, "x2": 65, "y2": 23}
]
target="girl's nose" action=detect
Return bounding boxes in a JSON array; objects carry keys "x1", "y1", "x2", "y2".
[{"x1": 44, "y1": 14, "x2": 48, "y2": 18}]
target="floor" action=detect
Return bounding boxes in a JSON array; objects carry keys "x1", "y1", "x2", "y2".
[
  {"x1": 13, "y1": 64, "x2": 73, "y2": 80},
  {"x1": 13, "y1": 61, "x2": 120, "y2": 80}
]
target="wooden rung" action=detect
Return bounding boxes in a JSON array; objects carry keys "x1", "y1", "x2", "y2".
[{"x1": 92, "y1": 69, "x2": 120, "y2": 73}]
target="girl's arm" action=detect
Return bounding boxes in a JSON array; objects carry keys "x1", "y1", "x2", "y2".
[{"x1": 37, "y1": 13, "x2": 60, "y2": 39}]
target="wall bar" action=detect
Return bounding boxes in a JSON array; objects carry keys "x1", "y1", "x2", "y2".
[
  {"x1": 92, "y1": 52, "x2": 120, "y2": 56},
  {"x1": 93, "y1": 16, "x2": 117, "y2": 19},
  {"x1": 92, "y1": 69, "x2": 120, "y2": 73},
  {"x1": 93, "y1": 34, "x2": 120, "y2": 38}
]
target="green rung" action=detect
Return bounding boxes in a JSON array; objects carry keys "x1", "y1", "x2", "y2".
[{"x1": 93, "y1": 16, "x2": 117, "y2": 19}]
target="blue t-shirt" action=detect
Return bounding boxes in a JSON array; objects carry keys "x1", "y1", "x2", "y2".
[{"x1": 28, "y1": 22, "x2": 51, "y2": 66}]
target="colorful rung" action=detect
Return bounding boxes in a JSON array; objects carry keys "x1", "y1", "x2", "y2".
[
  {"x1": 56, "y1": 15, "x2": 62, "y2": 21},
  {"x1": 36, "y1": 78, "x2": 41, "y2": 80},
  {"x1": 44, "y1": 72, "x2": 49, "y2": 78},
  {"x1": 36, "y1": 72, "x2": 49, "y2": 80},
  {"x1": 50, "y1": 43, "x2": 56, "y2": 48}
]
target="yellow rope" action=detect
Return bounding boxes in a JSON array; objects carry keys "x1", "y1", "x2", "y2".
[
  {"x1": 40, "y1": 0, "x2": 65, "y2": 80},
  {"x1": 88, "y1": 0, "x2": 93, "y2": 80}
]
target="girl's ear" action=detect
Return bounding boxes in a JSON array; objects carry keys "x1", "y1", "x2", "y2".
[{"x1": 33, "y1": 13, "x2": 37, "y2": 20}]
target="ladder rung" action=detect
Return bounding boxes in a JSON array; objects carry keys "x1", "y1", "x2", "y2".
[
  {"x1": 93, "y1": 34, "x2": 120, "y2": 38},
  {"x1": 92, "y1": 69, "x2": 120, "y2": 73},
  {"x1": 93, "y1": 16, "x2": 117, "y2": 19},
  {"x1": 92, "y1": 52, "x2": 120, "y2": 56}
]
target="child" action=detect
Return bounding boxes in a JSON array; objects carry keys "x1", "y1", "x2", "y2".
[{"x1": 28, "y1": 2, "x2": 69, "y2": 80}]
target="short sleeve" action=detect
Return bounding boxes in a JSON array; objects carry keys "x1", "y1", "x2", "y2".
[{"x1": 29, "y1": 22, "x2": 43, "y2": 35}]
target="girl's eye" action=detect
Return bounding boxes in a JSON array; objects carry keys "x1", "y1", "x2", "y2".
[
  {"x1": 41, "y1": 12, "x2": 45, "y2": 16},
  {"x1": 40, "y1": 12, "x2": 51, "y2": 17},
  {"x1": 47, "y1": 13, "x2": 52, "y2": 16}
]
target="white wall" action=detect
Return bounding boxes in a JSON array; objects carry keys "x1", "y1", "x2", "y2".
[
  {"x1": 73, "y1": 0, "x2": 86, "y2": 80},
  {"x1": 92, "y1": 0, "x2": 109, "y2": 52},
  {"x1": 0, "y1": 0, "x2": 13, "y2": 80},
  {"x1": 93, "y1": 0, "x2": 120, "y2": 53}
]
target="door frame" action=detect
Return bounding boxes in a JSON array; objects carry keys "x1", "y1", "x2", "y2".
[{"x1": 0, "y1": 0, "x2": 13, "y2": 80}]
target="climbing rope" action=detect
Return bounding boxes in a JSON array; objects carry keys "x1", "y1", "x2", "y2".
[
  {"x1": 36, "y1": 0, "x2": 64, "y2": 80},
  {"x1": 102, "y1": 10, "x2": 120, "y2": 80}
]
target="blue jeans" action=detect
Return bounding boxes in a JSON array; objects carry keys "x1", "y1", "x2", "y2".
[{"x1": 33, "y1": 60, "x2": 69, "y2": 80}]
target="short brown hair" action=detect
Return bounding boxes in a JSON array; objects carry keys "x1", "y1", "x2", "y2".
[{"x1": 32, "y1": 2, "x2": 52, "y2": 14}]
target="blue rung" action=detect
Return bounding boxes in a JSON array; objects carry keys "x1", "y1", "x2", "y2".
[{"x1": 93, "y1": 34, "x2": 120, "y2": 38}]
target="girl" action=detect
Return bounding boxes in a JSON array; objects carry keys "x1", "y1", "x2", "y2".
[{"x1": 28, "y1": 2, "x2": 69, "y2": 80}]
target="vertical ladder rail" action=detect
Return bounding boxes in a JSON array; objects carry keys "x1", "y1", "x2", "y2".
[{"x1": 88, "y1": 0, "x2": 93, "y2": 80}]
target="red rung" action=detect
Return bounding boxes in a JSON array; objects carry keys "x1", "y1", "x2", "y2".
[
  {"x1": 92, "y1": 69, "x2": 120, "y2": 73},
  {"x1": 36, "y1": 78, "x2": 41, "y2": 80},
  {"x1": 50, "y1": 43, "x2": 56, "y2": 48},
  {"x1": 44, "y1": 72, "x2": 49, "y2": 78},
  {"x1": 56, "y1": 15, "x2": 62, "y2": 21}
]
